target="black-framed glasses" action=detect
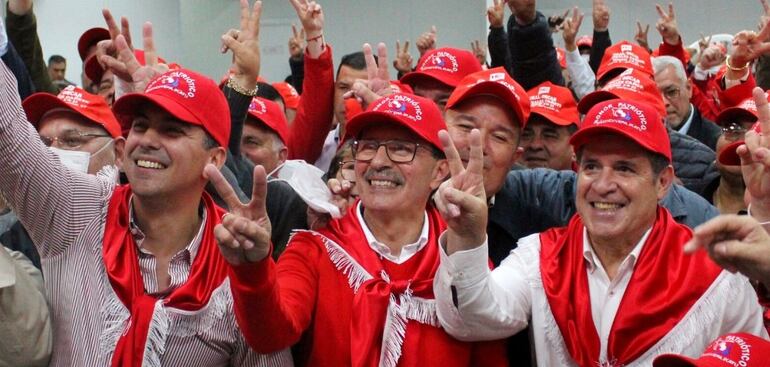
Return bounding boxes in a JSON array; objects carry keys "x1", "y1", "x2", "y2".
[
  {"x1": 40, "y1": 130, "x2": 111, "y2": 149},
  {"x1": 339, "y1": 160, "x2": 356, "y2": 182},
  {"x1": 660, "y1": 87, "x2": 681, "y2": 100},
  {"x1": 352, "y1": 139, "x2": 428, "y2": 163},
  {"x1": 721, "y1": 123, "x2": 749, "y2": 142}
]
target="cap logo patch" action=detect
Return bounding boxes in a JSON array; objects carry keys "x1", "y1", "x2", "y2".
[
  {"x1": 538, "y1": 86, "x2": 551, "y2": 95},
  {"x1": 489, "y1": 72, "x2": 505, "y2": 82},
  {"x1": 249, "y1": 98, "x2": 267, "y2": 114},
  {"x1": 146, "y1": 70, "x2": 197, "y2": 99},
  {"x1": 608, "y1": 47, "x2": 646, "y2": 68},
  {"x1": 419, "y1": 51, "x2": 459, "y2": 74},
  {"x1": 701, "y1": 335, "x2": 752, "y2": 365},
  {"x1": 621, "y1": 44, "x2": 633, "y2": 52},
  {"x1": 373, "y1": 94, "x2": 423, "y2": 122},
  {"x1": 58, "y1": 86, "x2": 90, "y2": 108},
  {"x1": 605, "y1": 74, "x2": 643, "y2": 93},
  {"x1": 530, "y1": 93, "x2": 562, "y2": 112},
  {"x1": 593, "y1": 102, "x2": 648, "y2": 131}
]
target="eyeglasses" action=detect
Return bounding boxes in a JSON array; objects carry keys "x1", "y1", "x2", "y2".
[
  {"x1": 721, "y1": 123, "x2": 749, "y2": 142},
  {"x1": 660, "y1": 87, "x2": 681, "y2": 100},
  {"x1": 40, "y1": 130, "x2": 111, "y2": 149},
  {"x1": 338, "y1": 160, "x2": 356, "y2": 182},
  {"x1": 352, "y1": 139, "x2": 429, "y2": 163}
]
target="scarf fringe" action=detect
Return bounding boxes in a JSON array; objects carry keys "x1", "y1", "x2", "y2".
[
  {"x1": 99, "y1": 281, "x2": 131, "y2": 357},
  {"x1": 379, "y1": 293, "x2": 408, "y2": 367},
  {"x1": 142, "y1": 301, "x2": 170, "y2": 367},
  {"x1": 401, "y1": 295, "x2": 440, "y2": 327},
  {"x1": 165, "y1": 279, "x2": 232, "y2": 337},
  {"x1": 300, "y1": 230, "x2": 372, "y2": 293}
]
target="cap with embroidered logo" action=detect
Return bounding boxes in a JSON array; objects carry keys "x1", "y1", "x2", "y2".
[
  {"x1": 596, "y1": 40, "x2": 654, "y2": 83},
  {"x1": 653, "y1": 333, "x2": 770, "y2": 367},
  {"x1": 400, "y1": 47, "x2": 482, "y2": 89},
  {"x1": 578, "y1": 68, "x2": 666, "y2": 117},
  {"x1": 23, "y1": 85, "x2": 121, "y2": 138},
  {"x1": 246, "y1": 97, "x2": 290, "y2": 145},
  {"x1": 528, "y1": 81, "x2": 578, "y2": 126},
  {"x1": 446, "y1": 67, "x2": 531, "y2": 128}
]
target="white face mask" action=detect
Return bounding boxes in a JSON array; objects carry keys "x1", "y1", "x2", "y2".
[
  {"x1": 49, "y1": 139, "x2": 112, "y2": 174},
  {"x1": 272, "y1": 160, "x2": 342, "y2": 219}
]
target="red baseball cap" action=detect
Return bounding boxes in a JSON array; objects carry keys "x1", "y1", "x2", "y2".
[
  {"x1": 446, "y1": 67, "x2": 531, "y2": 128},
  {"x1": 556, "y1": 47, "x2": 567, "y2": 69},
  {"x1": 344, "y1": 93, "x2": 446, "y2": 150},
  {"x1": 85, "y1": 49, "x2": 166, "y2": 84},
  {"x1": 400, "y1": 47, "x2": 482, "y2": 89},
  {"x1": 77, "y1": 27, "x2": 110, "y2": 61},
  {"x1": 578, "y1": 68, "x2": 666, "y2": 117},
  {"x1": 389, "y1": 80, "x2": 414, "y2": 94},
  {"x1": 653, "y1": 333, "x2": 770, "y2": 367},
  {"x1": 570, "y1": 99, "x2": 671, "y2": 161},
  {"x1": 112, "y1": 68, "x2": 230, "y2": 147},
  {"x1": 271, "y1": 82, "x2": 300, "y2": 109},
  {"x1": 528, "y1": 81, "x2": 578, "y2": 126},
  {"x1": 577, "y1": 35, "x2": 593, "y2": 49},
  {"x1": 596, "y1": 41, "x2": 654, "y2": 83},
  {"x1": 246, "y1": 97, "x2": 290, "y2": 145},
  {"x1": 714, "y1": 93, "x2": 770, "y2": 126},
  {"x1": 22, "y1": 85, "x2": 121, "y2": 138},
  {"x1": 718, "y1": 121, "x2": 761, "y2": 166}
]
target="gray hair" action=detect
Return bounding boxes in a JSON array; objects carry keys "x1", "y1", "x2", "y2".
[
  {"x1": 271, "y1": 133, "x2": 286, "y2": 154},
  {"x1": 652, "y1": 56, "x2": 687, "y2": 83}
]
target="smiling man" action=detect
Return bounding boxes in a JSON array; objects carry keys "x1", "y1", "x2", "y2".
[
  {"x1": 220, "y1": 93, "x2": 507, "y2": 366},
  {"x1": 434, "y1": 99, "x2": 767, "y2": 366},
  {"x1": 520, "y1": 81, "x2": 579, "y2": 170}
]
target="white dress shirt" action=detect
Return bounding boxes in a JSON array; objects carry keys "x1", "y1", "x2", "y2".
[
  {"x1": 356, "y1": 202, "x2": 429, "y2": 264},
  {"x1": 433, "y1": 231, "x2": 768, "y2": 366},
  {"x1": 565, "y1": 48, "x2": 596, "y2": 100}
]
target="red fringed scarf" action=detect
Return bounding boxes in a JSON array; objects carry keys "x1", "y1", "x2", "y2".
[
  {"x1": 102, "y1": 185, "x2": 228, "y2": 367},
  {"x1": 311, "y1": 202, "x2": 446, "y2": 367},
  {"x1": 540, "y1": 206, "x2": 723, "y2": 366}
]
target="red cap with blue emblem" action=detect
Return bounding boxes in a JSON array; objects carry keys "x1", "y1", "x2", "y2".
[
  {"x1": 400, "y1": 47, "x2": 482, "y2": 89},
  {"x1": 653, "y1": 333, "x2": 770, "y2": 367}
]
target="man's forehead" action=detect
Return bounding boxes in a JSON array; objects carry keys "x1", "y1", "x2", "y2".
[
  {"x1": 580, "y1": 134, "x2": 649, "y2": 159},
  {"x1": 39, "y1": 110, "x2": 98, "y2": 131},
  {"x1": 336, "y1": 66, "x2": 367, "y2": 83},
  {"x1": 448, "y1": 95, "x2": 519, "y2": 128}
]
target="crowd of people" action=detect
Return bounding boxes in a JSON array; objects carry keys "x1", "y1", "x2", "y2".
[{"x1": 2, "y1": 0, "x2": 770, "y2": 365}]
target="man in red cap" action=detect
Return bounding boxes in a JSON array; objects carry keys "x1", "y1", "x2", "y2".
[
  {"x1": 433, "y1": 99, "x2": 767, "y2": 366},
  {"x1": 213, "y1": 92, "x2": 507, "y2": 366},
  {"x1": 22, "y1": 85, "x2": 123, "y2": 174},
  {"x1": 520, "y1": 81, "x2": 579, "y2": 170},
  {"x1": 242, "y1": 96, "x2": 290, "y2": 176},
  {"x1": 653, "y1": 333, "x2": 770, "y2": 366},
  {"x1": 0, "y1": 1, "x2": 293, "y2": 364},
  {"x1": 596, "y1": 40, "x2": 654, "y2": 86},
  {"x1": 400, "y1": 47, "x2": 482, "y2": 111}
]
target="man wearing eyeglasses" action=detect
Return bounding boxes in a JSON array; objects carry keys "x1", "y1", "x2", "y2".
[
  {"x1": 217, "y1": 92, "x2": 508, "y2": 366},
  {"x1": 21, "y1": 85, "x2": 124, "y2": 175},
  {"x1": 653, "y1": 56, "x2": 721, "y2": 151}
]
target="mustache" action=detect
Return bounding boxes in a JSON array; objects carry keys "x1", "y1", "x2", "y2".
[{"x1": 363, "y1": 167, "x2": 404, "y2": 185}]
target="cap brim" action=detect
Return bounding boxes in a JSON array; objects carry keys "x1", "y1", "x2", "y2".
[
  {"x1": 569, "y1": 124, "x2": 669, "y2": 161},
  {"x1": 531, "y1": 111, "x2": 577, "y2": 126},
  {"x1": 447, "y1": 82, "x2": 527, "y2": 127},
  {"x1": 84, "y1": 55, "x2": 105, "y2": 84},
  {"x1": 113, "y1": 93, "x2": 202, "y2": 135},
  {"x1": 718, "y1": 140, "x2": 744, "y2": 166},
  {"x1": 22, "y1": 93, "x2": 76, "y2": 127},
  {"x1": 577, "y1": 90, "x2": 620, "y2": 114},
  {"x1": 652, "y1": 354, "x2": 706, "y2": 367},
  {"x1": 715, "y1": 107, "x2": 758, "y2": 126},
  {"x1": 78, "y1": 28, "x2": 110, "y2": 61},
  {"x1": 344, "y1": 111, "x2": 440, "y2": 150},
  {"x1": 400, "y1": 71, "x2": 456, "y2": 89}
]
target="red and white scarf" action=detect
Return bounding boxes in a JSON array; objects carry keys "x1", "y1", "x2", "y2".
[
  {"x1": 102, "y1": 185, "x2": 229, "y2": 367},
  {"x1": 291, "y1": 201, "x2": 446, "y2": 367},
  {"x1": 539, "y1": 206, "x2": 723, "y2": 366}
]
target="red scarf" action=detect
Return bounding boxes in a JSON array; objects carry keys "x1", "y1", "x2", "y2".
[
  {"x1": 102, "y1": 185, "x2": 228, "y2": 367},
  {"x1": 540, "y1": 206, "x2": 722, "y2": 366},
  {"x1": 312, "y1": 202, "x2": 446, "y2": 367}
]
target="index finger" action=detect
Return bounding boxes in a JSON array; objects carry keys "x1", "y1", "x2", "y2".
[
  {"x1": 668, "y1": 2, "x2": 675, "y2": 18},
  {"x1": 239, "y1": 0, "x2": 250, "y2": 32},
  {"x1": 362, "y1": 43, "x2": 378, "y2": 81},
  {"x1": 755, "y1": 87, "x2": 770, "y2": 139},
  {"x1": 204, "y1": 164, "x2": 245, "y2": 210},
  {"x1": 758, "y1": 19, "x2": 770, "y2": 42},
  {"x1": 762, "y1": 0, "x2": 769, "y2": 13},
  {"x1": 637, "y1": 21, "x2": 642, "y2": 32},
  {"x1": 102, "y1": 9, "x2": 121, "y2": 40},
  {"x1": 438, "y1": 130, "x2": 464, "y2": 177},
  {"x1": 655, "y1": 4, "x2": 667, "y2": 18},
  {"x1": 685, "y1": 214, "x2": 759, "y2": 252},
  {"x1": 288, "y1": 0, "x2": 304, "y2": 13},
  {"x1": 292, "y1": 23, "x2": 299, "y2": 38},
  {"x1": 141, "y1": 22, "x2": 159, "y2": 66}
]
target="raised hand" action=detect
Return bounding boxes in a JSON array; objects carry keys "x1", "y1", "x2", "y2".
[
  {"x1": 487, "y1": 0, "x2": 506, "y2": 28},
  {"x1": 728, "y1": 22, "x2": 770, "y2": 73},
  {"x1": 99, "y1": 23, "x2": 168, "y2": 94},
  {"x1": 655, "y1": 3, "x2": 680, "y2": 45},
  {"x1": 345, "y1": 43, "x2": 393, "y2": 107},
  {"x1": 561, "y1": 7, "x2": 584, "y2": 52},
  {"x1": 416, "y1": 26, "x2": 437, "y2": 57},
  {"x1": 204, "y1": 164, "x2": 272, "y2": 265},
  {"x1": 635, "y1": 21, "x2": 651, "y2": 50},
  {"x1": 101, "y1": 9, "x2": 134, "y2": 53},
  {"x1": 698, "y1": 44, "x2": 726, "y2": 70},
  {"x1": 221, "y1": 0, "x2": 262, "y2": 91},
  {"x1": 288, "y1": 0, "x2": 325, "y2": 58},
  {"x1": 592, "y1": 0, "x2": 610, "y2": 32},
  {"x1": 738, "y1": 88, "x2": 770, "y2": 220},
  {"x1": 288, "y1": 24, "x2": 306, "y2": 60},
  {"x1": 392, "y1": 40, "x2": 414, "y2": 74},
  {"x1": 684, "y1": 214, "x2": 770, "y2": 286},
  {"x1": 435, "y1": 129, "x2": 488, "y2": 255},
  {"x1": 761, "y1": 0, "x2": 770, "y2": 36},
  {"x1": 471, "y1": 40, "x2": 487, "y2": 66}
]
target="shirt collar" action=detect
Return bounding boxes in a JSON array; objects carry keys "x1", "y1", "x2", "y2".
[
  {"x1": 582, "y1": 226, "x2": 652, "y2": 273},
  {"x1": 675, "y1": 104, "x2": 695, "y2": 135},
  {"x1": 128, "y1": 195, "x2": 207, "y2": 263},
  {"x1": 356, "y1": 201, "x2": 430, "y2": 262}
]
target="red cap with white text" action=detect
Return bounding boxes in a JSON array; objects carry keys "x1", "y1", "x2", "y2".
[
  {"x1": 578, "y1": 68, "x2": 666, "y2": 117},
  {"x1": 23, "y1": 85, "x2": 121, "y2": 138},
  {"x1": 446, "y1": 67, "x2": 531, "y2": 128},
  {"x1": 400, "y1": 47, "x2": 482, "y2": 88},
  {"x1": 246, "y1": 97, "x2": 290, "y2": 145},
  {"x1": 596, "y1": 40, "x2": 654, "y2": 83},
  {"x1": 528, "y1": 81, "x2": 578, "y2": 126},
  {"x1": 653, "y1": 333, "x2": 770, "y2": 367}
]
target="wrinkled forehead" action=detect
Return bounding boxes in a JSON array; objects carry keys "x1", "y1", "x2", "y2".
[
  {"x1": 38, "y1": 110, "x2": 103, "y2": 134},
  {"x1": 577, "y1": 133, "x2": 650, "y2": 162}
]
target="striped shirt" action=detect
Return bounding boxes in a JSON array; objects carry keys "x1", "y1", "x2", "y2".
[{"x1": 0, "y1": 64, "x2": 292, "y2": 366}]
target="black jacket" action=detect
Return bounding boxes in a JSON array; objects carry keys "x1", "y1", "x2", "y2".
[
  {"x1": 668, "y1": 128, "x2": 720, "y2": 196},
  {"x1": 681, "y1": 107, "x2": 721, "y2": 151}
]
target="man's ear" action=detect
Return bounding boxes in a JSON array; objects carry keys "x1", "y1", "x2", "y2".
[
  {"x1": 209, "y1": 146, "x2": 228, "y2": 169},
  {"x1": 656, "y1": 165, "x2": 676, "y2": 200},
  {"x1": 430, "y1": 159, "x2": 451, "y2": 190},
  {"x1": 277, "y1": 146, "x2": 289, "y2": 166},
  {"x1": 113, "y1": 137, "x2": 126, "y2": 170}
]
